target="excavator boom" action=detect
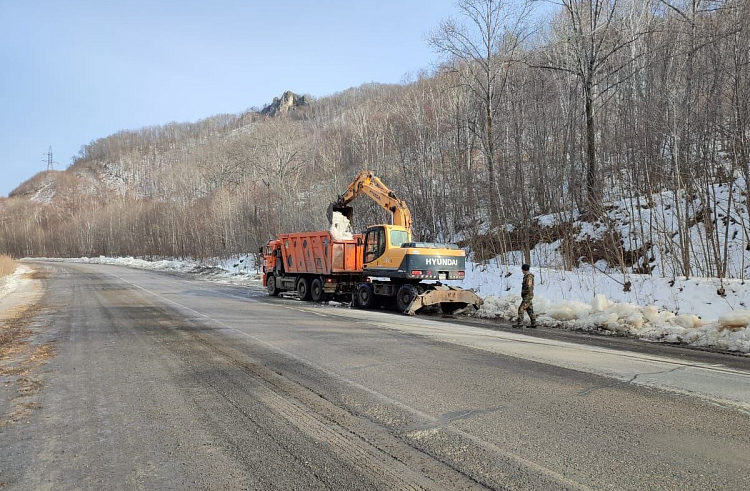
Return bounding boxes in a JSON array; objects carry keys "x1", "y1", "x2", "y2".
[{"x1": 330, "y1": 170, "x2": 412, "y2": 233}]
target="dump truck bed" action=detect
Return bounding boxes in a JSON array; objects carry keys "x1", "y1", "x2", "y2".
[{"x1": 278, "y1": 231, "x2": 363, "y2": 275}]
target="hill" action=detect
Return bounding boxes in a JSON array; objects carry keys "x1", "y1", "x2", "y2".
[{"x1": 0, "y1": 1, "x2": 748, "y2": 292}]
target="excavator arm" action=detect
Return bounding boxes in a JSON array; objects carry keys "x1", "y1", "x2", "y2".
[{"x1": 330, "y1": 170, "x2": 412, "y2": 233}]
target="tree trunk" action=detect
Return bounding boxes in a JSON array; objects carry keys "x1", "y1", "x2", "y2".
[
  {"x1": 585, "y1": 82, "x2": 598, "y2": 214},
  {"x1": 487, "y1": 99, "x2": 500, "y2": 227}
]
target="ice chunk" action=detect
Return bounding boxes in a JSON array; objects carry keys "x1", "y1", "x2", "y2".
[
  {"x1": 626, "y1": 312, "x2": 645, "y2": 330},
  {"x1": 474, "y1": 295, "x2": 520, "y2": 319},
  {"x1": 591, "y1": 294, "x2": 609, "y2": 312},
  {"x1": 545, "y1": 305, "x2": 578, "y2": 321},
  {"x1": 330, "y1": 211, "x2": 354, "y2": 241},
  {"x1": 546, "y1": 301, "x2": 591, "y2": 321},
  {"x1": 674, "y1": 314, "x2": 703, "y2": 329},
  {"x1": 643, "y1": 306, "x2": 659, "y2": 323},
  {"x1": 718, "y1": 310, "x2": 750, "y2": 330}
]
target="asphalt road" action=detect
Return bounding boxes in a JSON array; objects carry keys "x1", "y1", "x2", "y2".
[{"x1": 2, "y1": 262, "x2": 749, "y2": 490}]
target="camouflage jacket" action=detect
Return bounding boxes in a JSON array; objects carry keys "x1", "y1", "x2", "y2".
[{"x1": 521, "y1": 272, "x2": 534, "y2": 299}]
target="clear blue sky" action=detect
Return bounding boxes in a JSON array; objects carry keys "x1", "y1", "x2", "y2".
[{"x1": 0, "y1": 0, "x2": 460, "y2": 197}]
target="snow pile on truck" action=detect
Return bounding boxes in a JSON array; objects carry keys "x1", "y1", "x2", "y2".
[{"x1": 329, "y1": 211, "x2": 353, "y2": 241}]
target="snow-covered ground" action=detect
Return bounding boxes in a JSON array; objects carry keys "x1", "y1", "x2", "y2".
[
  {"x1": 0, "y1": 264, "x2": 24, "y2": 302},
  {"x1": 459, "y1": 177, "x2": 750, "y2": 354},
  {"x1": 461, "y1": 261, "x2": 750, "y2": 355},
  {"x1": 522, "y1": 177, "x2": 750, "y2": 280}
]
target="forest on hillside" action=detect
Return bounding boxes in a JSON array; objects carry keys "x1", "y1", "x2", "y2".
[{"x1": 1, "y1": 0, "x2": 748, "y2": 281}]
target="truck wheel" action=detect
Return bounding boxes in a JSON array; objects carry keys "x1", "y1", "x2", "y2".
[
  {"x1": 396, "y1": 284, "x2": 419, "y2": 313},
  {"x1": 267, "y1": 276, "x2": 280, "y2": 296},
  {"x1": 310, "y1": 278, "x2": 324, "y2": 302},
  {"x1": 297, "y1": 277, "x2": 312, "y2": 301},
  {"x1": 351, "y1": 290, "x2": 360, "y2": 308},
  {"x1": 357, "y1": 283, "x2": 375, "y2": 309}
]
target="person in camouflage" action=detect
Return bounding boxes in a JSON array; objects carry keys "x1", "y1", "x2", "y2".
[{"x1": 514, "y1": 264, "x2": 536, "y2": 328}]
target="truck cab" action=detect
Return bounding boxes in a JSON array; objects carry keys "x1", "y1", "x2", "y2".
[{"x1": 261, "y1": 239, "x2": 283, "y2": 288}]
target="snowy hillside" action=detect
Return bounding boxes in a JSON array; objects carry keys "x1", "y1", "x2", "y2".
[
  {"x1": 520, "y1": 178, "x2": 750, "y2": 280},
  {"x1": 462, "y1": 178, "x2": 750, "y2": 354}
]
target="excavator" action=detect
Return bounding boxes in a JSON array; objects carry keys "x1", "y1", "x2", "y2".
[{"x1": 329, "y1": 170, "x2": 482, "y2": 314}]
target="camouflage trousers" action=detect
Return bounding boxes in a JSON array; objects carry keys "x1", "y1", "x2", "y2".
[{"x1": 517, "y1": 297, "x2": 536, "y2": 324}]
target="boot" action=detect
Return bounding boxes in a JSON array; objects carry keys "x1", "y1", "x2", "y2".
[
  {"x1": 512, "y1": 318, "x2": 523, "y2": 328},
  {"x1": 527, "y1": 320, "x2": 537, "y2": 329}
]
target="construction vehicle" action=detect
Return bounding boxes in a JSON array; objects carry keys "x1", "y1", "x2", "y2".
[
  {"x1": 261, "y1": 170, "x2": 482, "y2": 315},
  {"x1": 262, "y1": 230, "x2": 364, "y2": 301}
]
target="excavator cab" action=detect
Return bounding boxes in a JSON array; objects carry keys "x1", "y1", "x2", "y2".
[
  {"x1": 362, "y1": 225, "x2": 412, "y2": 271},
  {"x1": 363, "y1": 226, "x2": 386, "y2": 264}
]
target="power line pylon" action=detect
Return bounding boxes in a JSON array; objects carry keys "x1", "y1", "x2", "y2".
[{"x1": 42, "y1": 146, "x2": 58, "y2": 172}]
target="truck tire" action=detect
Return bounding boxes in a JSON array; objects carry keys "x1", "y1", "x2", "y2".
[
  {"x1": 297, "y1": 277, "x2": 312, "y2": 301},
  {"x1": 267, "y1": 275, "x2": 280, "y2": 296},
  {"x1": 310, "y1": 278, "x2": 325, "y2": 302},
  {"x1": 396, "y1": 284, "x2": 419, "y2": 313},
  {"x1": 357, "y1": 283, "x2": 375, "y2": 309}
]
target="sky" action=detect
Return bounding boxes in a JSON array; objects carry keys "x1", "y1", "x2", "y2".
[{"x1": 0, "y1": 0, "x2": 460, "y2": 197}]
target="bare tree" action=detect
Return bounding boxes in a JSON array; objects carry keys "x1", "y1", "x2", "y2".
[
  {"x1": 537, "y1": 0, "x2": 652, "y2": 213},
  {"x1": 429, "y1": 0, "x2": 532, "y2": 228}
]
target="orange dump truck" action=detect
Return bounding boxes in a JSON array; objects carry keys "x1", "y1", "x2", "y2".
[{"x1": 262, "y1": 231, "x2": 365, "y2": 302}]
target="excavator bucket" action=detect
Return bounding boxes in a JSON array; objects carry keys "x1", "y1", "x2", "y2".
[
  {"x1": 327, "y1": 203, "x2": 354, "y2": 223},
  {"x1": 406, "y1": 285, "x2": 483, "y2": 316}
]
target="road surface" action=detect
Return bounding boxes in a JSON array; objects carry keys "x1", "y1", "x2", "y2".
[{"x1": 1, "y1": 262, "x2": 749, "y2": 490}]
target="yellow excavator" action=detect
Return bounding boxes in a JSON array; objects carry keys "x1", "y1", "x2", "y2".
[{"x1": 329, "y1": 170, "x2": 483, "y2": 314}]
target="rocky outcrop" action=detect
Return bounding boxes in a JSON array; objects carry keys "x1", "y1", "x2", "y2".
[{"x1": 260, "y1": 91, "x2": 308, "y2": 116}]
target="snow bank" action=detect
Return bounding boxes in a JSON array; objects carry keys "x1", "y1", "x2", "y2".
[
  {"x1": 457, "y1": 260, "x2": 750, "y2": 323},
  {"x1": 458, "y1": 258, "x2": 750, "y2": 353},
  {"x1": 0, "y1": 264, "x2": 24, "y2": 301},
  {"x1": 718, "y1": 310, "x2": 750, "y2": 329},
  {"x1": 474, "y1": 290, "x2": 750, "y2": 354},
  {"x1": 330, "y1": 211, "x2": 353, "y2": 241}
]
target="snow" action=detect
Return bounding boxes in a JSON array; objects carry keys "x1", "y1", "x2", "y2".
[
  {"x1": 529, "y1": 178, "x2": 750, "y2": 280},
  {"x1": 457, "y1": 262, "x2": 750, "y2": 354},
  {"x1": 718, "y1": 310, "x2": 750, "y2": 329},
  {"x1": 0, "y1": 264, "x2": 24, "y2": 301},
  {"x1": 330, "y1": 211, "x2": 353, "y2": 241},
  {"x1": 453, "y1": 176, "x2": 750, "y2": 354}
]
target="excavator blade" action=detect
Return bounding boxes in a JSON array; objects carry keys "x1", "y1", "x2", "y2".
[{"x1": 406, "y1": 285, "x2": 483, "y2": 316}]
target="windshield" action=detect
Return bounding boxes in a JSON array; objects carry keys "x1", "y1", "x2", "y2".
[{"x1": 390, "y1": 230, "x2": 410, "y2": 248}]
